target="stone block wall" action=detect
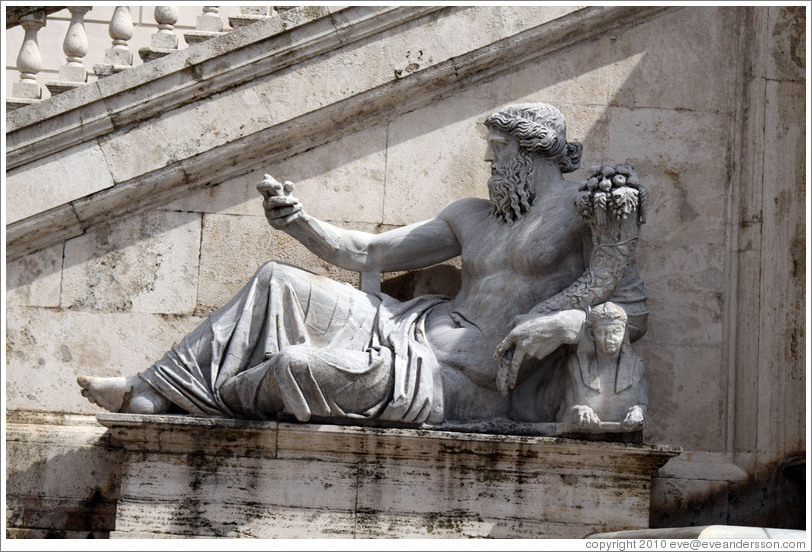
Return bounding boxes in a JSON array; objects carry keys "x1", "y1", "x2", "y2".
[{"x1": 5, "y1": 5, "x2": 806, "y2": 536}]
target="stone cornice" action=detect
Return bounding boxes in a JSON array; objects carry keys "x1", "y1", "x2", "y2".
[
  {"x1": 97, "y1": 412, "x2": 679, "y2": 471},
  {"x1": 6, "y1": 5, "x2": 673, "y2": 261},
  {"x1": 5, "y1": 6, "x2": 443, "y2": 170}
]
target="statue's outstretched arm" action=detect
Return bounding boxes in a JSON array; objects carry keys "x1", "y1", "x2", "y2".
[{"x1": 259, "y1": 174, "x2": 461, "y2": 273}]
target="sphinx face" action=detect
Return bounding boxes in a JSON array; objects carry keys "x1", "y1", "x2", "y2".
[{"x1": 591, "y1": 321, "x2": 625, "y2": 357}]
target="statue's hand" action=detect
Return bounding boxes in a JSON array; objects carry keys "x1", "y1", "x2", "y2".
[
  {"x1": 494, "y1": 310, "x2": 587, "y2": 397},
  {"x1": 493, "y1": 314, "x2": 556, "y2": 397},
  {"x1": 258, "y1": 174, "x2": 304, "y2": 228}
]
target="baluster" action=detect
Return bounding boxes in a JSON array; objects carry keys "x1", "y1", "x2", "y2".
[
  {"x1": 139, "y1": 6, "x2": 180, "y2": 62},
  {"x1": 7, "y1": 11, "x2": 47, "y2": 110},
  {"x1": 185, "y1": 6, "x2": 227, "y2": 45},
  {"x1": 93, "y1": 6, "x2": 134, "y2": 78},
  {"x1": 229, "y1": 6, "x2": 273, "y2": 29},
  {"x1": 46, "y1": 7, "x2": 92, "y2": 96}
]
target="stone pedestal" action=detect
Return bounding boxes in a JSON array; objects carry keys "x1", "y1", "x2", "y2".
[{"x1": 97, "y1": 413, "x2": 678, "y2": 538}]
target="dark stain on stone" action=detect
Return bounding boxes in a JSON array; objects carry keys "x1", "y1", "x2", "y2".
[
  {"x1": 771, "y1": 7, "x2": 806, "y2": 75},
  {"x1": 790, "y1": 225, "x2": 805, "y2": 281},
  {"x1": 651, "y1": 454, "x2": 806, "y2": 529},
  {"x1": 59, "y1": 345, "x2": 73, "y2": 363},
  {"x1": 665, "y1": 169, "x2": 698, "y2": 222}
]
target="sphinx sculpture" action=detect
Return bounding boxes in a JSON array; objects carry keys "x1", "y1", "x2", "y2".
[{"x1": 78, "y1": 102, "x2": 649, "y2": 434}]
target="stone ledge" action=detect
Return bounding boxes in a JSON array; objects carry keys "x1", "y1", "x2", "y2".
[
  {"x1": 99, "y1": 412, "x2": 677, "y2": 467},
  {"x1": 5, "y1": 6, "x2": 436, "y2": 168},
  {"x1": 98, "y1": 413, "x2": 679, "y2": 538}
]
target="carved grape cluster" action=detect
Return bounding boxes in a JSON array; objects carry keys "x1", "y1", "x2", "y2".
[{"x1": 574, "y1": 164, "x2": 647, "y2": 224}]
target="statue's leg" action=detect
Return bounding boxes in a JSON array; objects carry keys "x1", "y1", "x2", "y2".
[
  {"x1": 78, "y1": 260, "x2": 385, "y2": 416},
  {"x1": 221, "y1": 344, "x2": 393, "y2": 422},
  {"x1": 440, "y1": 365, "x2": 509, "y2": 421},
  {"x1": 508, "y1": 347, "x2": 569, "y2": 423}
]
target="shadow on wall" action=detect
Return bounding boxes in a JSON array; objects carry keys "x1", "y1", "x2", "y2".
[
  {"x1": 5, "y1": 435, "x2": 123, "y2": 538},
  {"x1": 651, "y1": 454, "x2": 807, "y2": 530}
]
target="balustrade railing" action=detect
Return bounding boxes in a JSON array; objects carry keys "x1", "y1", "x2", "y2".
[
  {"x1": 45, "y1": 7, "x2": 92, "y2": 96},
  {"x1": 6, "y1": 6, "x2": 284, "y2": 111}
]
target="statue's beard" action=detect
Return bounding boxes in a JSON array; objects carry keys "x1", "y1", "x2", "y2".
[{"x1": 487, "y1": 150, "x2": 535, "y2": 225}]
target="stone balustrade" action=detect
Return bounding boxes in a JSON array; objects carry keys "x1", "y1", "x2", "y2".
[{"x1": 5, "y1": 6, "x2": 283, "y2": 110}]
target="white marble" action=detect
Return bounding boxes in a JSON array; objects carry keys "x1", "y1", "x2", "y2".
[
  {"x1": 5, "y1": 141, "x2": 114, "y2": 224},
  {"x1": 99, "y1": 413, "x2": 678, "y2": 538}
]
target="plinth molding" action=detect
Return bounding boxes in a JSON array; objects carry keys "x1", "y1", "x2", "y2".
[{"x1": 99, "y1": 413, "x2": 678, "y2": 538}]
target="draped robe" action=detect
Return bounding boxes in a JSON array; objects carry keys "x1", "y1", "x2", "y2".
[{"x1": 140, "y1": 261, "x2": 446, "y2": 425}]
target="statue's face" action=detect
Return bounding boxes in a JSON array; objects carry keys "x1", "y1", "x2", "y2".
[
  {"x1": 485, "y1": 126, "x2": 535, "y2": 225},
  {"x1": 590, "y1": 320, "x2": 625, "y2": 357},
  {"x1": 484, "y1": 128, "x2": 520, "y2": 167}
]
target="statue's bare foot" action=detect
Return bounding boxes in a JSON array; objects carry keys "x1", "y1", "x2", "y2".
[
  {"x1": 77, "y1": 375, "x2": 171, "y2": 414},
  {"x1": 78, "y1": 375, "x2": 132, "y2": 412}
]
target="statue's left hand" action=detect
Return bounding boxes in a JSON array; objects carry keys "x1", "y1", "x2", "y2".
[
  {"x1": 494, "y1": 314, "x2": 553, "y2": 396},
  {"x1": 494, "y1": 310, "x2": 587, "y2": 397}
]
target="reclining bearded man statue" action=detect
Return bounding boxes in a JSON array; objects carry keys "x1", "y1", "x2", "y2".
[{"x1": 78, "y1": 102, "x2": 649, "y2": 429}]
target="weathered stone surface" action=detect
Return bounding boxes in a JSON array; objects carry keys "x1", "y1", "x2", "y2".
[
  {"x1": 195, "y1": 213, "x2": 277, "y2": 312},
  {"x1": 5, "y1": 242, "x2": 64, "y2": 308},
  {"x1": 650, "y1": 451, "x2": 807, "y2": 531},
  {"x1": 764, "y1": 6, "x2": 806, "y2": 83},
  {"x1": 755, "y1": 78, "x2": 806, "y2": 463},
  {"x1": 635, "y1": 342, "x2": 724, "y2": 450},
  {"x1": 5, "y1": 141, "x2": 115, "y2": 224},
  {"x1": 5, "y1": 308, "x2": 203, "y2": 413},
  {"x1": 98, "y1": 413, "x2": 678, "y2": 538},
  {"x1": 4, "y1": 81, "x2": 113, "y2": 170},
  {"x1": 636, "y1": 242, "x2": 725, "y2": 346},
  {"x1": 604, "y1": 108, "x2": 729, "y2": 245},
  {"x1": 358, "y1": 514, "x2": 600, "y2": 539},
  {"x1": 195, "y1": 213, "x2": 372, "y2": 313},
  {"x1": 91, "y1": 8, "x2": 447, "y2": 185},
  {"x1": 5, "y1": 412, "x2": 123, "y2": 538},
  {"x1": 383, "y1": 98, "x2": 491, "y2": 225},
  {"x1": 166, "y1": 125, "x2": 389, "y2": 224},
  {"x1": 61, "y1": 211, "x2": 201, "y2": 314},
  {"x1": 510, "y1": 8, "x2": 739, "y2": 115}
]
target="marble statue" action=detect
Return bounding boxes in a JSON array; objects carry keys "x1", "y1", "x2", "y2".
[
  {"x1": 78, "y1": 102, "x2": 649, "y2": 433},
  {"x1": 555, "y1": 302, "x2": 648, "y2": 430}
]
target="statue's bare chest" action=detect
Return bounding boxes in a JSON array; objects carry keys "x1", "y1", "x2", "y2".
[{"x1": 458, "y1": 206, "x2": 584, "y2": 279}]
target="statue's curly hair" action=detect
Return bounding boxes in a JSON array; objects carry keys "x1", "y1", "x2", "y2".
[{"x1": 485, "y1": 103, "x2": 583, "y2": 173}]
